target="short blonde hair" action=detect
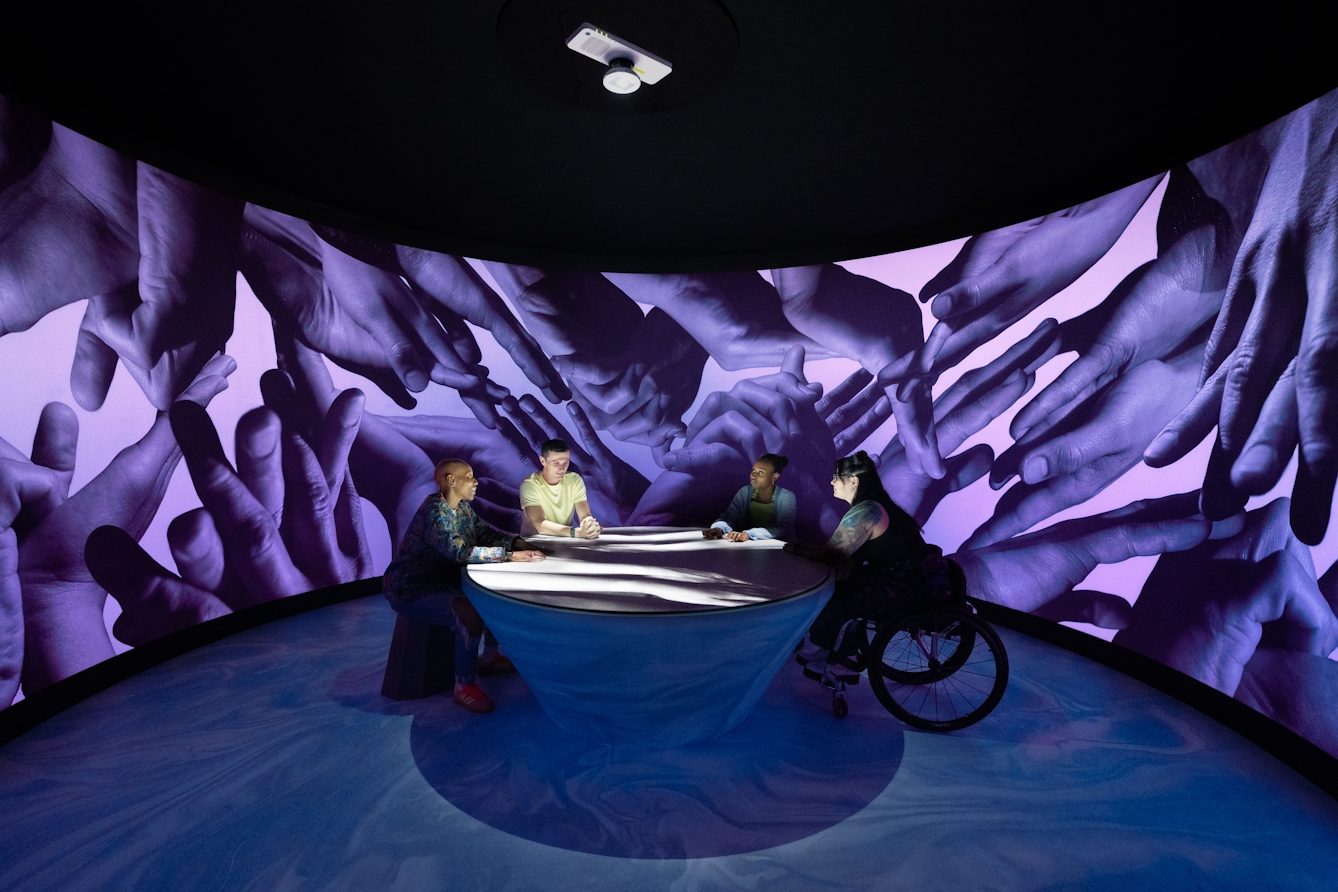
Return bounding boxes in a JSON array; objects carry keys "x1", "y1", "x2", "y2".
[{"x1": 433, "y1": 458, "x2": 469, "y2": 492}]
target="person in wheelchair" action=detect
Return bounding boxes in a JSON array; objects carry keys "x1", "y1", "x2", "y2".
[{"x1": 783, "y1": 451, "x2": 953, "y2": 685}]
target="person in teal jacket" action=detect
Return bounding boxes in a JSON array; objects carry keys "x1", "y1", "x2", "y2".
[{"x1": 702, "y1": 453, "x2": 797, "y2": 542}]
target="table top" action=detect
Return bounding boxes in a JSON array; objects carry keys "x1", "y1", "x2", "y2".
[{"x1": 464, "y1": 527, "x2": 832, "y2": 614}]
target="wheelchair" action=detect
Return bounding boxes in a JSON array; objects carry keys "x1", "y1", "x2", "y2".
[{"x1": 810, "y1": 562, "x2": 1009, "y2": 732}]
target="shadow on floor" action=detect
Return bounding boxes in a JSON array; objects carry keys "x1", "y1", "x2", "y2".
[{"x1": 330, "y1": 659, "x2": 904, "y2": 858}]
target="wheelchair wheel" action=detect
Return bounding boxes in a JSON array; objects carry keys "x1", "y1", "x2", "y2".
[
  {"x1": 867, "y1": 605, "x2": 1008, "y2": 732},
  {"x1": 871, "y1": 615, "x2": 975, "y2": 685}
]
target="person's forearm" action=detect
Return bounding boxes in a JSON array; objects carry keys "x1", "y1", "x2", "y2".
[
  {"x1": 465, "y1": 545, "x2": 509, "y2": 563},
  {"x1": 790, "y1": 541, "x2": 842, "y2": 564},
  {"x1": 537, "y1": 519, "x2": 576, "y2": 536}
]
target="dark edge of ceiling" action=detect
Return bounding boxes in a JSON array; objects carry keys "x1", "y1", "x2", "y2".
[{"x1": 2, "y1": 67, "x2": 1336, "y2": 273}]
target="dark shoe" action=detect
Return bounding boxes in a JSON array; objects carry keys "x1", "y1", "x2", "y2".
[
  {"x1": 477, "y1": 653, "x2": 517, "y2": 676},
  {"x1": 453, "y1": 683, "x2": 495, "y2": 714},
  {"x1": 795, "y1": 642, "x2": 829, "y2": 668},
  {"x1": 831, "y1": 649, "x2": 864, "y2": 674}
]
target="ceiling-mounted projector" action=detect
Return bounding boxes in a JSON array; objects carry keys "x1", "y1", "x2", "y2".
[{"x1": 566, "y1": 24, "x2": 672, "y2": 94}]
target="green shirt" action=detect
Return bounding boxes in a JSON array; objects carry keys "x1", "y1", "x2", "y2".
[{"x1": 746, "y1": 498, "x2": 776, "y2": 531}]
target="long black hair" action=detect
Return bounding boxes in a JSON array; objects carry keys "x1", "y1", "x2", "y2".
[{"x1": 833, "y1": 451, "x2": 921, "y2": 534}]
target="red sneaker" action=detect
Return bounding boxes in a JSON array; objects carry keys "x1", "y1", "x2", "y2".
[
  {"x1": 477, "y1": 653, "x2": 517, "y2": 677},
  {"x1": 453, "y1": 683, "x2": 494, "y2": 714}
]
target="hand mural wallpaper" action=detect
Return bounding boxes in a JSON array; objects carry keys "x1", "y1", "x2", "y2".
[{"x1": 1, "y1": 88, "x2": 1337, "y2": 758}]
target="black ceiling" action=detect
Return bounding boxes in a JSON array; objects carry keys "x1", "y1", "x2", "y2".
[{"x1": 2, "y1": 1, "x2": 1334, "y2": 272}]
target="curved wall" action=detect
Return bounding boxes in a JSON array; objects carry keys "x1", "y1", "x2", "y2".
[{"x1": 1, "y1": 88, "x2": 1336, "y2": 759}]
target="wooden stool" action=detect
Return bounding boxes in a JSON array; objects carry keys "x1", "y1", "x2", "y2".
[{"x1": 381, "y1": 613, "x2": 456, "y2": 700}]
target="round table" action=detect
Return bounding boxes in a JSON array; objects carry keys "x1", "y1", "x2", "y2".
[{"x1": 463, "y1": 527, "x2": 834, "y2": 748}]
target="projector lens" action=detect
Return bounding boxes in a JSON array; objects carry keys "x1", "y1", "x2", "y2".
[{"x1": 603, "y1": 59, "x2": 641, "y2": 94}]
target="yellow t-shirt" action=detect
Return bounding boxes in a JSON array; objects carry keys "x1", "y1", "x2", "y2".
[{"x1": 519, "y1": 472, "x2": 588, "y2": 535}]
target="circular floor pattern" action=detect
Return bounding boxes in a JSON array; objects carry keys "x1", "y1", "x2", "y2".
[
  {"x1": 2, "y1": 595, "x2": 1337, "y2": 891},
  {"x1": 398, "y1": 669, "x2": 903, "y2": 858}
]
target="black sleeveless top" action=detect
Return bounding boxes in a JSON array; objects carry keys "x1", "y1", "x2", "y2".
[{"x1": 849, "y1": 501, "x2": 925, "y2": 569}]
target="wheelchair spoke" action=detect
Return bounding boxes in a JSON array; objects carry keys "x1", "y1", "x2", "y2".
[{"x1": 869, "y1": 606, "x2": 1009, "y2": 731}]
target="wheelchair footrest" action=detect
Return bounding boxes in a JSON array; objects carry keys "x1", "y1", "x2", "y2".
[{"x1": 803, "y1": 664, "x2": 860, "y2": 688}]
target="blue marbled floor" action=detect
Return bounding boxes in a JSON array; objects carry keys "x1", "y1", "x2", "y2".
[{"x1": 2, "y1": 596, "x2": 1336, "y2": 891}]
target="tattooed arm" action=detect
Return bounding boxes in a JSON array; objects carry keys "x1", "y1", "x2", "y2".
[{"x1": 785, "y1": 500, "x2": 889, "y2": 565}]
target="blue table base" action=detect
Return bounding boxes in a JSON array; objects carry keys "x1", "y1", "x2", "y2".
[{"x1": 464, "y1": 576, "x2": 834, "y2": 748}]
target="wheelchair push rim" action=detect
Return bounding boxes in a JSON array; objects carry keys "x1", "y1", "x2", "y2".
[{"x1": 866, "y1": 604, "x2": 1009, "y2": 732}]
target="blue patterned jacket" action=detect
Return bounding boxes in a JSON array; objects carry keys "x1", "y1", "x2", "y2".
[{"x1": 382, "y1": 493, "x2": 514, "y2": 607}]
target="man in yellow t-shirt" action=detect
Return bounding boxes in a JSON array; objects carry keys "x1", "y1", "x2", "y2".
[{"x1": 519, "y1": 438, "x2": 603, "y2": 538}]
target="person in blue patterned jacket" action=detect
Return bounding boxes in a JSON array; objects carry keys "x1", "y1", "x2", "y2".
[{"x1": 383, "y1": 458, "x2": 547, "y2": 714}]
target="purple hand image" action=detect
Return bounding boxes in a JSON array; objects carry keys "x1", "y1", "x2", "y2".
[
  {"x1": 0, "y1": 125, "x2": 137, "y2": 338},
  {"x1": 604, "y1": 272, "x2": 831, "y2": 371},
  {"x1": 773, "y1": 263, "x2": 944, "y2": 481},
  {"x1": 484, "y1": 265, "x2": 707, "y2": 448},
  {"x1": 1009, "y1": 168, "x2": 1234, "y2": 444},
  {"x1": 240, "y1": 207, "x2": 437, "y2": 410},
  {"x1": 968, "y1": 347, "x2": 1203, "y2": 549},
  {"x1": 274, "y1": 324, "x2": 443, "y2": 539},
  {"x1": 252, "y1": 215, "x2": 586, "y2": 425},
  {"x1": 14, "y1": 354, "x2": 234, "y2": 692},
  {"x1": 958, "y1": 169, "x2": 1245, "y2": 548},
  {"x1": 1114, "y1": 499, "x2": 1337, "y2": 699},
  {"x1": 5, "y1": 81, "x2": 1338, "y2": 767},
  {"x1": 813, "y1": 369, "x2": 892, "y2": 459},
  {"x1": 373, "y1": 413, "x2": 534, "y2": 535},
  {"x1": 317, "y1": 228, "x2": 567, "y2": 407},
  {"x1": 318, "y1": 234, "x2": 509, "y2": 425},
  {"x1": 1234, "y1": 646, "x2": 1338, "y2": 758},
  {"x1": 879, "y1": 320, "x2": 1059, "y2": 525},
  {"x1": 630, "y1": 346, "x2": 847, "y2": 540},
  {"x1": 954, "y1": 492, "x2": 1212, "y2": 628},
  {"x1": 772, "y1": 264, "x2": 925, "y2": 375},
  {"x1": 85, "y1": 360, "x2": 369, "y2": 647},
  {"x1": 272, "y1": 319, "x2": 535, "y2": 537},
  {"x1": 71, "y1": 166, "x2": 243, "y2": 412},
  {"x1": 901, "y1": 175, "x2": 1164, "y2": 382},
  {"x1": 1136, "y1": 128, "x2": 1279, "y2": 478},
  {"x1": 1150, "y1": 92, "x2": 1338, "y2": 543},
  {"x1": 0, "y1": 407, "x2": 72, "y2": 705},
  {"x1": 0, "y1": 122, "x2": 243, "y2": 412}
]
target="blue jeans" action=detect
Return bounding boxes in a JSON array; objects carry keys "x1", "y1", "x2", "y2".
[{"x1": 393, "y1": 593, "x2": 480, "y2": 685}]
